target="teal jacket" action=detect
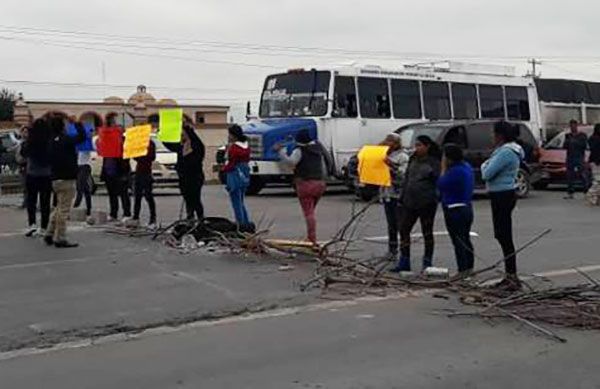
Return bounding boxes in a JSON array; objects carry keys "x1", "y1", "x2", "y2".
[{"x1": 481, "y1": 142, "x2": 524, "y2": 193}]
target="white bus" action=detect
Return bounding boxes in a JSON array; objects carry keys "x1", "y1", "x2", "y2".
[{"x1": 240, "y1": 62, "x2": 542, "y2": 194}]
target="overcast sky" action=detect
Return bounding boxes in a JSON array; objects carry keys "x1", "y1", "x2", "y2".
[{"x1": 2, "y1": 0, "x2": 600, "y2": 121}]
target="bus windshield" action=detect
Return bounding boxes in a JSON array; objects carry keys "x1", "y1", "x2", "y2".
[{"x1": 260, "y1": 71, "x2": 330, "y2": 118}]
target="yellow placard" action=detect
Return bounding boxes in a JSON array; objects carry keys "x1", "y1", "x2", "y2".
[
  {"x1": 123, "y1": 124, "x2": 152, "y2": 159},
  {"x1": 357, "y1": 145, "x2": 391, "y2": 187},
  {"x1": 158, "y1": 109, "x2": 183, "y2": 143}
]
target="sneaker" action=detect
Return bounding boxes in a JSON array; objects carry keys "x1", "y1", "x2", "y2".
[
  {"x1": 54, "y1": 240, "x2": 79, "y2": 248},
  {"x1": 422, "y1": 257, "x2": 433, "y2": 272},
  {"x1": 107, "y1": 217, "x2": 118, "y2": 224},
  {"x1": 390, "y1": 256, "x2": 411, "y2": 273},
  {"x1": 24, "y1": 225, "x2": 37, "y2": 237},
  {"x1": 494, "y1": 275, "x2": 522, "y2": 292},
  {"x1": 126, "y1": 218, "x2": 140, "y2": 228},
  {"x1": 43, "y1": 235, "x2": 54, "y2": 246},
  {"x1": 147, "y1": 223, "x2": 158, "y2": 231},
  {"x1": 36, "y1": 228, "x2": 46, "y2": 238},
  {"x1": 85, "y1": 216, "x2": 95, "y2": 225}
]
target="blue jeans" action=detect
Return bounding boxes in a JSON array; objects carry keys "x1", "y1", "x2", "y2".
[
  {"x1": 229, "y1": 188, "x2": 250, "y2": 226},
  {"x1": 443, "y1": 205, "x2": 475, "y2": 272}
]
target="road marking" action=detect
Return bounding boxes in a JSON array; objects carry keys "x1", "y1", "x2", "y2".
[
  {"x1": 0, "y1": 225, "x2": 87, "y2": 239},
  {"x1": 0, "y1": 291, "x2": 425, "y2": 362},
  {"x1": 364, "y1": 231, "x2": 479, "y2": 243}
]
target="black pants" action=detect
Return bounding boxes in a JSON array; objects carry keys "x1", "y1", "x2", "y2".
[
  {"x1": 105, "y1": 177, "x2": 131, "y2": 219},
  {"x1": 399, "y1": 204, "x2": 437, "y2": 260},
  {"x1": 180, "y1": 174, "x2": 204, "y2": 220},
  {"x1": 133, "y1": 174, "x2": 156, "y2": 224},
  {"x1": 383, "y1": 199, "x2": 402, "y2": 254},
  {"x1": 26, "y1": 176, "x2": 52, "y2": 229},
  {"x1": 490, "y1": 190, "x2": 517, "y2": 275},
  {"x1": 73, "y1": 165, "x2": 92, "y2": 216},
  {"x1": 443, "y1": 206, "x2": 475, "y2": 272}
]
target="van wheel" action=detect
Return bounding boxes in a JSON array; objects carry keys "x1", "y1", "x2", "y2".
[
  {"x1": 246, "y1": 177, "x2": 264, "y2": 196},
  {"x1": 516, "y1": 169, "x2": 531, "y2": 198}
]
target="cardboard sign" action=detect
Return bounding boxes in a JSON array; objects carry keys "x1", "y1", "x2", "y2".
[
  {"x1": 158, "y1": 109, "x2": 183, "y2": 143},
  {"x1": 123, "y1": 124, "x2": 152, "y2": 159},
  {"x1": 97, "y1": 126, "x2": 123, "y2": 158},
  {"x1": 357, "y1": 145, "x2": 391, "y2": 187},
  {"x1": 67, "y1": 123, "x2": 95, "y2": 152}
]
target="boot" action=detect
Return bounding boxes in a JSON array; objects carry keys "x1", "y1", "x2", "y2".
[
  {"x1": 43, "y1": 235, "x2": 54, "y2": 246},
  {"x1": 390, "y1": 256, "x2": 411, "y2": 273}
]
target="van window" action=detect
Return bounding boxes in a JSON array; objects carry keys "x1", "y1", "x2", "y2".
[
  {"x1": 332, "y1": 76, "x2": 358, "y2": 118},
  {"x1": 506, "y1": 86, "x2": 531, "y2": 121},
  {"x1": 479, "y1": 85, "x2": 505, "y2": 118},
  {"x1": 443, "y1": 126, "x2": 468, "y2": 148},
  {"x1": 423, "y1": 81, "x2": 451, "y2": 120},
  {"x1": 391, "y1": 79, "x2": 422, "y2": 119},
  {"x1": 452, "y1": 83, "x2": 478, "y2": 119},
  {"x1": 466, "y1": 123, "x2": 495, "y2": 150},
  {"x1": 358, "y1": 77, "x2": 391, "y2": 118}
]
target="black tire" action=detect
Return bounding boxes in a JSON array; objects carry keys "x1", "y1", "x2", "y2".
[
  {"x1": 356, "y1": 185, "x2": 379, "y2": 202},
  {"x1": 245, "y1": 176, "x2": 265, "y2": 196},
  {"x1": 532, "y1": 181, "x2": 548, "y2": 191},
  {"x1": 516, "y1": 169, "x2": 531, "y2": 198}
]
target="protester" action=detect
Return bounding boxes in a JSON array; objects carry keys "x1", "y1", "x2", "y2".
[
  {"x1": 438, "y1": 144, "x2": 475, "y2": 277},
  {"x1": 164, "y1": 124, "x2": 206, "y2": 220},
  {"x1": 586, "y1": 124, "x2": 600, "y2": 206},
  {"x1": 19, "y1": 120, "x2": 52, "y2": 237},
  {"x1": 17, "y1": 126, "x2": 29, "y2": 209},
  {"x1": 563, "y1": 119, "x2": 589, "y2": 199},
  {"x1": 222, "y1": 125, "x2": 253, "y2": 232},
  {"x1": 481, "y1": 121, "x2": 524, "y2": 290},
  {"x1": 275, "y1": 129, "x2": 332, "y2": 247},
  {"x1": 44, "y1": 116, "x2": 86, "y2": 248},
  {"x1": 101, "y1": 150, "x2": 132, "y2": 223},
  {"x1": 392, "y1": 135, "x2": 441, "y2": 273},
  {"x1": 73, "y1": 147, "x2": 94, "y2": 224},
  {"x1": 379, "y1": 133, "x2": 409, "y2": 260},
  {"x1": 131, "y1": 139, "x2": 157, "y2": 228}
]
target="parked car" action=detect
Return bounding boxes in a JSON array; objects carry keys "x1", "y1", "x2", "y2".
[
  {"x1": 535, "y1": 126, "x2": 593, "y2": 190},
  {"x1": 348, "y1": 120, "x2": 544, "y2": 200},
  {"x1": 0, "y1": 130, "x2": 21, "y2": 173}
]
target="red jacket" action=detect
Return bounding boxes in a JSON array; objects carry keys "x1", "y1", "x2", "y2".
[{"x1": 222, "y1": 142, "x2": 251, "y2": 172}]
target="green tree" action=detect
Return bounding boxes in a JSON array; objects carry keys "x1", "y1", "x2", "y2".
[{"x1": 0, "y1": 88, "x2": 16, "y2": 121}]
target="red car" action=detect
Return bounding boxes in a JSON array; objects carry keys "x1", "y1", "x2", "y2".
[{"x1": 535, "y1": 126, "x2": 593, "y2": 189}]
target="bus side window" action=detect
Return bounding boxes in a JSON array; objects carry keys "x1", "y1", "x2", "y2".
[
  {"x1": 479, "y1": 85, "x2": 505, "y2": 119},
  {"x1": 358, "y1": 77, "x2": 391, "y2": 119},
  {"x1": 333, "y1": 77, "x2": 358, "y2": 118},
  {"x1": 391, "y1": 79, "x2": 422, "y2": 119},
  {"x1": 422, "y1": 81, "x2": 451, "y2": 120},
  {"x1": 506, "y1": 86, "x2": 531, "y2": 121},
  {"x1": 452, "y1": 83, "x2": 478, "y2": 119}
]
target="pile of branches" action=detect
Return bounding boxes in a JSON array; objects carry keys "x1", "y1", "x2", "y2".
[{"x1": 298, "y1": 201, "x2": 600, "y2": 342}]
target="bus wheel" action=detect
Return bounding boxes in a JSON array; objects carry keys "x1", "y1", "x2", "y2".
[{"x1": 246, "y1": 177, "x2": 265, "y2": 196}]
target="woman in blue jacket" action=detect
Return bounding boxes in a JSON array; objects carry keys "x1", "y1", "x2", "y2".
[
  {"x1": 438, "y1": 144, "x2": 475, "y2": 277},
  {"x1": 481, "y1": 121, "x2": 524, "y2": 291}
]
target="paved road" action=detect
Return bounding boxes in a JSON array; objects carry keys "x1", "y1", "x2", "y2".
[
  {"x1": 0, "y1": 187, "x2": 599, "y2": 387},
  {"x1": 1, "y1": 295, "x2": 599, "y2": 389}
]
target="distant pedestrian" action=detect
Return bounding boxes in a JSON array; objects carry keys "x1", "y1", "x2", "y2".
[
  {"x1": 563, "y1": 119, "x2": 589, "y2": 199},
  {"x1": 392, "y1": 135, "x2": 441, "y2": 273},
  {"x1": 164, "y1": 124, "x2": 206, "y2": 220},
  {"x1": 379, "y1": 133, "x2": 409, "y2": 260},
  {"x1": 44, "y1": 116, "x2": 86, "y2": 248},
  {"x1": 222, "y1": 125, "x2": 254, "y2": 232},
  {"x1": 73, "y1": 148, "x2": 94, "y2": 224},
  {"x1": 586, "y1": 124, "x2": 600, "y2": 206},
  {"x1": 438, "y1": 144, "x2": 475, "y2": 277},
  {"x1": 19, "y1": 120, "x2": 52, "y2": 237},
  {"x1": 17, "y1": 126, "x2": 29, "y2": 209},
  {"x1": 275, "y1": 129, "x2": 332, "y2": 247},
  {"x1": 481, "y1": 121, "x2": 524, "y2": 290},
  {"x1": 131, "y1": 139, "x2": 157, "y2": 229}
]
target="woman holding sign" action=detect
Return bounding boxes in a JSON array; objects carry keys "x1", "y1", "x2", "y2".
[{"x1": 164, "y1": 124, "x2": 206, "y2": 221}]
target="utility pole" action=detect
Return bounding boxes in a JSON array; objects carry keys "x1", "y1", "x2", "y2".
[{"x1": 527, "y1": 58, "x2": 542, "y2": 78}]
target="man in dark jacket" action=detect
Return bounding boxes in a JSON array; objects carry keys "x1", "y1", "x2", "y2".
[
  {"x1": 564, "y1": 120, "x2": 589, "y2": 199},
  {"x1": 586, "y1": 124, "x2": 600, "y2": 205},
  {"x1": 45, "y1": 116, "x2": 86, "y2": 248}
]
